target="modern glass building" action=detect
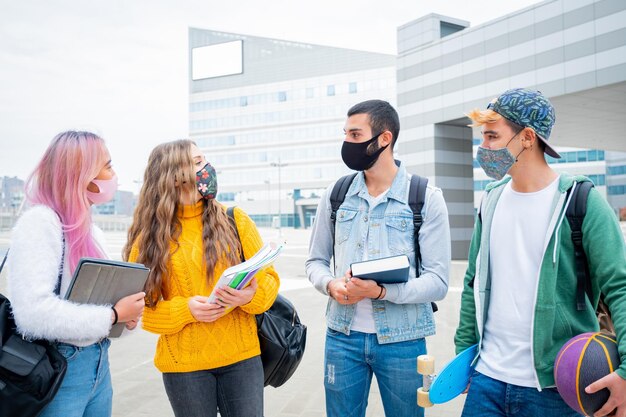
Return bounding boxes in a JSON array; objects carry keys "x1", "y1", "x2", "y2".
[
  {"x1": 474, "y1": 141, "x2": 626, "y2": 217},
  {"x1": 397, "y1": 0, "x2": 626, "y2": 258},
  {"x1": 606, "y1": 151, "x2": 626, "y2": 215},
  {"x1": 188, "y1": 28, "x2": 395, "y2": 228},
  {"x1": 188, "y1": 0, "x2": 626, "y2": 257}
]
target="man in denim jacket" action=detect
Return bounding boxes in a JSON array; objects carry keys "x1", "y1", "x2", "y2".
[{"x1": 306, "y1": 100, "x2": 451, "y2": 417}]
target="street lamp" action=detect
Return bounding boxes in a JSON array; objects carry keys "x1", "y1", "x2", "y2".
[
  {"x1": 270, "y1": 157, "x2": 288, "y2": 236},
  {"x1": 263, "y1": 178, "x2": 271, "y2": 227}
]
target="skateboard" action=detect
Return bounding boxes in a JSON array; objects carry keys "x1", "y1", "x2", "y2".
[{"x1": 416, "y1": 344, "x2": 478, "y2": 407}]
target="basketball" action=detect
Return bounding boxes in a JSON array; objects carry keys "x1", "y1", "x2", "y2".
[{"x1": 554, "y1": 332, "x2": 620, "y2": 416}]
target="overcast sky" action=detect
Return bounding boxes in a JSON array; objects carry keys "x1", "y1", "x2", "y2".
[{"x1": 0, "y1": 0, "x2": 542, "y2": 192}]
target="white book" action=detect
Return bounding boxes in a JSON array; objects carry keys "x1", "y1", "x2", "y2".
[{"x1": 206, "y1": 242, "x2": 282, "y2": 308}]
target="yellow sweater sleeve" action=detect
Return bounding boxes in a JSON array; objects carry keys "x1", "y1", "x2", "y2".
[
  {"x1": 233, "y1": 208, "x2": 280, "y2": 315},
  {"x1": 128, "y1": 241, "x2": 197, "y2": 335},
  {"x1": 142, "y1": 296, "x2": 197, "y2": 335}
]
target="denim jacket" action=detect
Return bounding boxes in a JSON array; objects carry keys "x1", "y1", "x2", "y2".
[{"x1": 306, "y1": 162, "x2": 451, "y2": 344}]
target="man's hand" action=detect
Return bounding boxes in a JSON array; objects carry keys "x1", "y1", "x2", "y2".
[
  {"x1": 346, "y1": 274, "x2": 381, "y2": 299},
  {"x1": 327, "y1": 271, "x2": 364, "y2": 305},
  {"x1": 586, "y1": 371, "x2": 626, "y2": 417}
]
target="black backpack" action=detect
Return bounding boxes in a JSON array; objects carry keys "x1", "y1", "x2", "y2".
[
  {"x1": 226, "y1": 207, "x2": 307, "y2": 388},
  {"x1": 0, "y1": 251, "x2": 68, "y2": 417},
  {"x1": 329, "y1": 172, "x2": 438, "y2": 313},
  {"x1": 565, "y1": 181, "x2": 614, "y2": 334}
]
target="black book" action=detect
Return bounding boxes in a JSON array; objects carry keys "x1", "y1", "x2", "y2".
[{"x1": 350, "y1": 254, "x2": 410, "y2": 284}]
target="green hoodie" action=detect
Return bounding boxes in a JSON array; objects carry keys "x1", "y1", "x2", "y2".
[{"x1": 455, "y1": 174, "x2": 626, "y2": 388}]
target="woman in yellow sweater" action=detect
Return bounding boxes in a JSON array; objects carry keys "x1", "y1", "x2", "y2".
[{"x1": 123, "y1": 140, "x2": 279, "y2": 417}]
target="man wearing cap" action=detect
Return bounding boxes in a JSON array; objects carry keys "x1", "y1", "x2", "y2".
[{"x1": 455, "y1": 88, "x2": 626, "y2": 416}]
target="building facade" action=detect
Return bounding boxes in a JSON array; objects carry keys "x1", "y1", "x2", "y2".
[
  {"x1": 188, "y1": 0, "x2": 626, "y2": 255},
  {"x1": 397, "y1": 0, "x2": 626, "y2": 258},
  {"x1": 0, "y1": 176, "x2": 25, "y2": 213},
  {"x1": 92, "y1": 190, "x2": 136, "y2": 216},
  {"x1": 188, "y1": 28, "x2": 396, "y2": 228}
]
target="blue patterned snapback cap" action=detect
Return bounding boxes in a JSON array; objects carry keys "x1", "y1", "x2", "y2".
[{"x1": 487, "y1": 88, "x2": 560, "y2": 158}]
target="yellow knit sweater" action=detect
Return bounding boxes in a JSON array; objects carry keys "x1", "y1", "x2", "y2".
[{"x1": 128, "y1": 202, "x2": 280, "y2": 373}]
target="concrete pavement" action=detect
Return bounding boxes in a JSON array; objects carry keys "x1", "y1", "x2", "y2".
[
  {"x1": 0, "y1": 227, "x2": 466, "y2": 416},
  {"x1": 100, "y1": 227, "x2": 467, "y2": 417},
  {"x1": 1, "y1": 222, "x2": 624, "y2": 416}
]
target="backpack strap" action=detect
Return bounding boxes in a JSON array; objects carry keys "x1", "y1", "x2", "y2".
[
  {"x1": 0, "y1": 250, "x2": 8, "y2": 274},
  {"x1": 227, "y1": 206, "x2": 270, "y2": 330},
  {"x1": 565, "y1": 181, "x2": 594, "y2": 311},
  {"x1": 407, "y1": 174, "x2": 437, "y2": 313},
  {"x1": 226, "y1": 206, "x2": 245, "y2": 262},
  {"x1": 53, "y1": 236, "x2": 65, "y2": 296},
  {"x1": 329, "y1": 173, "x2": 358, "y2": 271},
  {"x1": 330, "y1": 174, "x2": 358, "y2": 234},
  {"x1": 408, "y1": 175, "x2": 428, "y2": 270}
]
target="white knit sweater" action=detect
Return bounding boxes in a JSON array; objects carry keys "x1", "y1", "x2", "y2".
[{"x1": 7, "y1": 205, "x2": 113, "y2": 346}]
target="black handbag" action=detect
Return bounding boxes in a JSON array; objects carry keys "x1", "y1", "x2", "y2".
[
  {"x1": 226, "y1": 207, "x2": 307, "y2": 388},
  {"x1": 0, "y1": 250, "x2": 68, "y2": 417},
  {"x1": 256, "y1": 294, "x2": 307, "y2": 388}
]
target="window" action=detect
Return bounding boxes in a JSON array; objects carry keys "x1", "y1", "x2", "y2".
[
  {"x1": 440, "y1": 21, "x2": 465, "y2": 38},
  {"x1": 349, "y1": 82, "x2": 357, "y2": 94},
  {"x1": 240, "y1": 96, "x2": 248, "y2": 107},
  {"x1": 278, "y1": 91, "x2": 287, "y2": 102},
  {"x1": 587, "y1": 174, "x2": 606, "y2": 186},
  {"x1": 545, "y1": 155, "x2": 558, "y2": 164},
  {"x1": 218, "y1": 192, "x2": 236, "y2": 201},
  {"x1": 306, "y1": 88, "x2": 314, "y2": 99},
  {"x1": 608, "y1": 165, "x2": 626, "y2": 176},
  {"x1": 327, "y1": 85, "x2": 335, "y2": 96},
  {"x1": 474, "y1": 180, "x2": 491, "y2": 191},
  {"x1": 608, "y1": 185, "x2": 626, "y2": 195}
]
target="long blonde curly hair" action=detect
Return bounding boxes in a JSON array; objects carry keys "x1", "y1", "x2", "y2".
[{"x1": 122, "y1": 139, "x2": 242, "y2": 307}]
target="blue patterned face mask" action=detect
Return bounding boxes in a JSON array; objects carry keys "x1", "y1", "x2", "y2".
[{"x1": 476, "y1": 132, "x2": 524, "y2": 180}]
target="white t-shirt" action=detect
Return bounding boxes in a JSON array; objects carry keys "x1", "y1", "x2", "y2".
[
  {"x1": 476, "y1": 177, "x2": 559, "y2": 387},
  {"x1": 351, "y1": 189, "x2": 389, "y2": 333}
]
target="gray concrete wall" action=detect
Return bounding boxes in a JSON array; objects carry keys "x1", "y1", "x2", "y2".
[{"x1": 397, "y1": 0, "x2": 626, "y2": 258}]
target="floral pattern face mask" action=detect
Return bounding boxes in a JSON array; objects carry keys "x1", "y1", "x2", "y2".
[{"x1": 196, "y1": 162, "x2": 217, "y2": 200}]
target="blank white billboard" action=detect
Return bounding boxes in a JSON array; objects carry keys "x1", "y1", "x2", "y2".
[{"x1": 192, "y1": 40, "x2": 243, "y2": 80}]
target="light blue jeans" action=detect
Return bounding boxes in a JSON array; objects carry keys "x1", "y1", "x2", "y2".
[
  {"x1": 461, "y1": 370, "x2": 580, "y2": 417},
  {"x1": 324, "y1": 329, "x2": 426, "y2": 417},
  {"x1": 39, "y1": 339, "x2": 112, "y2": 417}
]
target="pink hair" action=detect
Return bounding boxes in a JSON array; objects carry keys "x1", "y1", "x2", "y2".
[{"x1": 26, "y1": 131, "x2": 108, "y2": 273}]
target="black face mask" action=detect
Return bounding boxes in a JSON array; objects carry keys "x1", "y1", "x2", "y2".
[{"x1": 341, "y1": 133, "x2": 389, "y2": 171}]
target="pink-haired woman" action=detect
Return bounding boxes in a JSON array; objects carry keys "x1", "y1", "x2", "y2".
[{"x1": 6, "y1": 131, "x2": 145, "y2": 417}]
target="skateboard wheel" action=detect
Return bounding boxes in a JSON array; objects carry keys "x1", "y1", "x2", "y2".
[
  {"x1": 417, "y1": 387, "x2": 433, "y2": 407},
  {"x1": 417, "y1": 355, "x2": 435, "y2": 375}
]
